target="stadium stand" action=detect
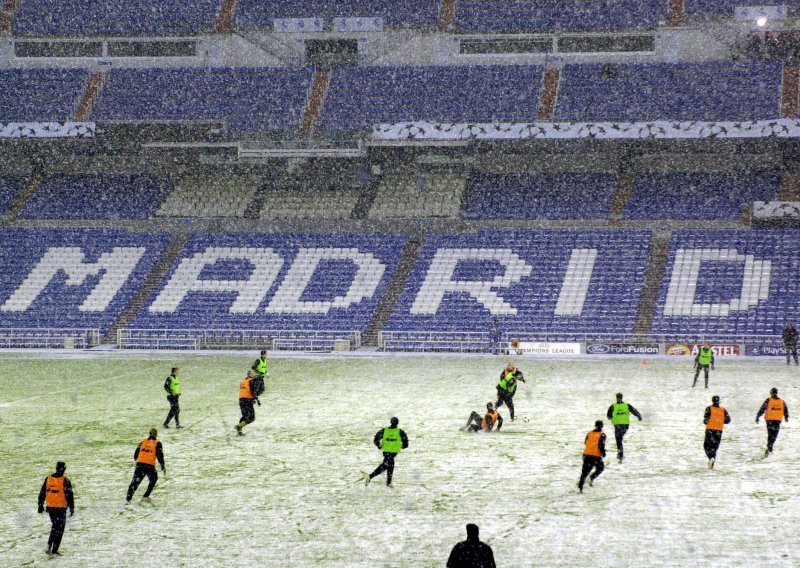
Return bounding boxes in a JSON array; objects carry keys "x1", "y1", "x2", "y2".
[
  {"x1": 318, "y1": 65, "x2": 543, "y2": 130},
  {"x1": 259, "y1": 189, "x2": 360, "y2": 220},
  {"x1": 0, "y1": 177, "x2": 27, "y2": 216},
  {"x1": 686, "y1": 1, "x2": 800, "y2": 16},
  {"x1": 368, "y1": 173, "x2": 465, "y2": 220},
  {"x1": 234, "y1": 0, "x2": 440, "y2": 30},
  {"x1": 18, "y1": 175, "x2": 173, "y2": 220},
  {"x1": 463, "y1": 173, "x2": 618, "y2": 220},
  {"x1": 624, "y1": 172, "x2": 781, "y2": 221},
  {"x1": 131, "y1": 232, "x2": 408, "y2": 333},
  {"x1": 651, "y1": 230, "x2": 800, "y2": 338},
  {"x1": 12, "y1": 0, "x2": 221, "y2": 36},
  {"x1": 0, "y1": 68, "x2": 87, "y2": 121},
  {"x1": 454, "y1": 0, "x2": 665, "y2": 32},
  {"x1": 0, "y1": 229, "x2": 169, "y2": 333},
  {"x1": 385, "y1": 229, "x2": 652, "y2": 338},
  {"x1": 157, "y1": 174, "x2": 262, "y2": 218},
  {"x1": 555, "y1": 62, "x2": 783, "y2": 122},
  {"x1": 92, "y1": 67, "x2": 313, "y2": 131}
]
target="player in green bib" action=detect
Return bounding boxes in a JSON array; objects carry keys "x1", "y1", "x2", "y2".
[
  {"x1": 605, "y1": 393, "x2": 642, "y2": 463},
  {"x1": 366, "y1": 417, "x2": 409, "y2": 487},
  {"x1": 692, "y1": 342, "x2": 715, "y2": 388}
]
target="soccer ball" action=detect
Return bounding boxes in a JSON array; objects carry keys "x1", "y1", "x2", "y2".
[{"x1": 522, "y1": 417, "x2": 530, "y2": 424}]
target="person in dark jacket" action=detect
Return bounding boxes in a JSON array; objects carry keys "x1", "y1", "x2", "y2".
[
  {"x1": 756, "y1": 387, "x2": 789, "y2": 456},
  {"x1": 365, "y1": 417, "x2": 408, "y2": 487},
  {"x1": 578, "y1": 420, "x2": 606, "y2": 493},
  {"x1": 606, "y1": 393, "x2": 642, "y2": 463},
  {"x1": 163, "y1": 367, "x2": 182, "y2": 429},
  {"x1": 126, "y1": 429, "x2": 165, "y2": 503},
  {"x1": 703, "y1": 395, "x2": 731, "y2": 469},
  {"x1": 447, "y1": 524, "x2": 496, "y2": 568},
  {"x1": 37, "y1": 461, "x2": 74, "y2": 556},
  {"x1": 782, "y1": 323, "x2": 798, "y2": 366}
]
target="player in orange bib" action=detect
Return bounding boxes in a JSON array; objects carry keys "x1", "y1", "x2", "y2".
[
  {"x1": 756, "y1": 387, "x2": 789, "y2": 457},
  {"x1": 703, "y1": 395, "x2": 731, "y2": 469},
  {"x1": 126, "y1": 428, "x2": 165, "y2": 503},
  {"x1": 460, "y1": 402, "x2": 504, "y2": 433},
  {"x1": 37, "y1": 461, "x2": 74, "y2": 556},
  {"x1": 578, "y1": 420, "x2": 606, "y2": 493}
]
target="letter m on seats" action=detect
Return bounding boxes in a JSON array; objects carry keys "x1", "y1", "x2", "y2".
[{"x1": 0, "y1": 247, "x2": 145, "y2": 312}]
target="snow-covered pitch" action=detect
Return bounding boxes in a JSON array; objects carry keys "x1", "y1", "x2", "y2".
[{"x1": 1, "y1": 352, "x2": 798, "y2": 567}]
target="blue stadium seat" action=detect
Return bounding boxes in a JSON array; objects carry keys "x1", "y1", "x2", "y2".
[
  {"x1": 132, "y1": 233, "x2": 408, "y2": 332},
  {"x1": 464, "y1": 173, "x2": 617, "y2": 220},
  {"x1": 92, "y1": 67, "x2": 313, "y2": 131},
  {"x1": 455, "y1": 0, "x2": 665, "y2": 32},
  {"x1": 318, "y1": 65, "x2": 543, "y2": 130},
  {"x1": 556, "y1": 62, "x2": 782, "y2": 122},
  {"x1": 0, "y1": 68, "x2": 87, "y2": 121},
  {"x1": 13, "y1": 0, "x2": 221, "y2": 36},
  {"x1": 0, "y1": 229, "x2": 169, "y2": 333},
  {"x1": 19, "y1": 175, "x2": 173, "y2": 220}
]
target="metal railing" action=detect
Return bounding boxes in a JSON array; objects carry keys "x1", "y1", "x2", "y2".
[
  {"x1": 118, "y1": 328, "x2": 361, "y2": 351},
  {"x1": 379, "y1": 330, "x2": 784, "y2": 353},
  {"x1": 0, "y1": 328, "x2": 100, "y2": 349}
]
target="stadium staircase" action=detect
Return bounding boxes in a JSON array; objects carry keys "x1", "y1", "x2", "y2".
[
  {"x1": 101, "y1": 231, "x2": 191, "y2": 344},
  {"x1": 300, "y1": 68, "x2": 332, "y2": 136},
  {"x1": 437, "y1": 0, "x2": 457, "y2": 31},
  {"x1": 667, "y1": 0, "x2": 684, "y2": 26},
  {"x1": 0, "y1": 0, "x2": 15, "y2": 33},
  {"x1": 74, "y1": 71, "x2": 107, "y2": 121},
  {"x1": 537, "y1": 68, "x2": 561, "y2": 121},
  {"x1": 4, "y1": 173, "x2": 43, "y2": 222},
  {"x1": 632, "y1": 232, "x2": 671, "y2": 336},
  {"x1": 362, "y1": 238, "x2": 423, "y2": 347},
  {"x1": 781, "y1": 64, "x2": 799, "y2": 118},
  {"x1": 609, "y1": 174, "x2": 635, "y2": 225},
  {"x1": 215, "y1": 0, "x2": 239, "y2": 33},
  {"x1": 780, "y1": 174, "x2": 800, "y2": 200}
]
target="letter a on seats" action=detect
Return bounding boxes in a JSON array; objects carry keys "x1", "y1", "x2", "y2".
[
  {"x1": 1, "y1": 247, "x2": 146, "y2": 312},
  {"x1": 148, "y1": 247, "x2": 284, "y2": 314},
  {"x1": 265, "y1": 248, "x2": 385, "y2": 314},
  {"x1": 410, "y1": 248, "x2": 532, "y2": 315}
]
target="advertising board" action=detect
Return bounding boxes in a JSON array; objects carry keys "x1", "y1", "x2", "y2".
[
  {"x1": 586, "y1": 343, "x2": 659, "y2": 355},
  {"x1": 665, "y1": 343, "x2": 740, "y2": 356},
  {"x1": 508, "y1": 341, "x2": 582, "y2": 356},
  {"x1": 745, "y1": 345, "x2": 788, "y2": 357}
]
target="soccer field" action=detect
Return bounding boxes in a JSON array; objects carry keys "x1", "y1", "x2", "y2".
[{"x1": 1, "y1": 352, "x2": 798, "y2": 567}]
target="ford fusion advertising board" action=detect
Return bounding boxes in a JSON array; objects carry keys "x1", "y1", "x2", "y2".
[{"x1": 586, "y1": 343, "x2": 659, "y2": 355}]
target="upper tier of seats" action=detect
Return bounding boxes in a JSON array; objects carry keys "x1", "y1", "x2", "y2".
[
  {"x1": 19, "y1": 175, "x2": 173, "y2": 220},
  {"x1": 455, "y1": 0, "x2": 665, "y2": 32},
  {"x1": 2, "y1": 63, "x2": 785, "y2": 127},
  {"x1": 0, "y1": 178, "x2": 26, "y2": 216},
  {"x1": 556, "y1": 62, "x2": 782, "y2": 122},
  {"x1": 0, "y1": 68, "x2": 86, "y2": 122},
  {"x1": 651, "y1": 230, "x2": 800, "y2": 337},
  {"x1": 463, "y1": 173, "x2": 617, "y2": 220},
  {"x1": 131, "y1": 233, "x2": 408, "y2": 332},
  {"x1": 13, "y1": 0, "x2": 221, "y2": 36},
  {"x1": 624, "y1": 172, "x2": 780, "y2": 221},
  {"x1": 235, "y1": 0, "x2": 440, "y2": 30},
  {"x1": 318, "y1": 65, "x2": 543, "y2": 130},
  {"x1": 686, "y1": 1, "x2": 800, "y2": 15},
  {"x1": 0, "y1": 229, "x2": 169, "y2": 333},
  {"x1": 386, "y1": 229, "x2": 652, "y2": 336},
  {"x1": 92, "y1": 67, "x2": 313, "y2": 131}
]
